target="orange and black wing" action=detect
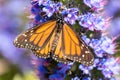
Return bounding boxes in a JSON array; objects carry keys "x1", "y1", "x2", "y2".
[
  {"x1": 32, "y1": 28, "x2": 56, "y2": 58},
  {"x1": 62, "y1": 23, "x2": 94, "y2": 66},
  {"x1": 14, "y1": 20, "x2": 57, "y2": 58},
  {"x1": 52, "y1": 31, "x2": 72, "y2": 63}
]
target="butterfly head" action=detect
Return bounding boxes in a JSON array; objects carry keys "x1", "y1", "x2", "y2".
[{"x1": 57, "y1": 17, "x2": 64, "y2": 25}]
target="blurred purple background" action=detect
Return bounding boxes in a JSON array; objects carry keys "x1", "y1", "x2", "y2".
[
  {"x1": 0, "y1": 0, "x2": 33, "y2": 77},
  {"x1": 105, "y1": 0, "x2": 120, "y2": 37}
]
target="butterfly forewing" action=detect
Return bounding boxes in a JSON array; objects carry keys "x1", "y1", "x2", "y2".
[
  {"x1": 31, "y1": 27, "x2": 57, "y2": 58},
  {"x1": 14, "y1": 20, "x2": 57, "y2": 58}
]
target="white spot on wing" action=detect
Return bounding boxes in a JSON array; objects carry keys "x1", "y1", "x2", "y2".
[
  {"x1": 82, "y1": 54, "x2": 85, "y2": 57},
  {"x1": 25, "y1": 39, "x2": 27, "y2": 42},
  {"x1": 31, "y1": 30, "x2": 34, "y2": 33},
  {"x1": 23, "y1": 34, "x2": 27, "y2": 37},
  {"x1": 85, "y1": 51, "x2": 89, "y2": 54}
]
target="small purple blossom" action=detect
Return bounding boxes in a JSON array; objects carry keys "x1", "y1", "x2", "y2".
[
  {"x1": 82, "y1": 77, "x2": 91, "y2": 80},
  {"x1": 95, "y1": 58, "x2": 106, "y2": 70},
  {"x1": 79, "y1": 13, "x2": 106, "y2": 31},
  {"x1": 72, "y1": 76, "x2": 80, "y2": 80},
  {"x1": 79, "y1": 64, "x2": 94, "y2": 74},
  {"x1": 62, "y1": 8, "x2": 79, "y2": 25},
  {"x1": 42, "y1": 0, "x2": 55, "y2": 17},
  {"x1": 42, "y1": 5, "x2": 55, "y2": 17},
  {"x1": 38, "y1": 0, "x2": 44, "y2": 6},
  {"x1": 42, "y1": 1, "x2": 62, "y2": 17},
  {"x1": 81, "y1": 35, "x2": 91, "y2": 45}
]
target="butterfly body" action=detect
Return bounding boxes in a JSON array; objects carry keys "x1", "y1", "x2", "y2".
[
  {"x1": 14, "y1": 19, "x2": 94, "y2": 66},
  {"x1": 51, "y1": 19, "x2": 63, "y2": 52}
]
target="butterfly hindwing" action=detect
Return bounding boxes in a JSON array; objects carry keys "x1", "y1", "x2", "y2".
[{"x1": 62, "y1": 23, "x2": 94, "y2": 66}]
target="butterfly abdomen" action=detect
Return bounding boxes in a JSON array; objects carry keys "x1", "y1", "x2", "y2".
[{"x1": 51, "y1": 21, "x2": 63, "y2": 53}]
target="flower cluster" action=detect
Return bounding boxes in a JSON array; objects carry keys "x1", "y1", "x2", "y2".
[
  {"x1": 32, "y1": 58, "x2": 71, "y2": 80},
  {"x1": 79, "y1": 13, "x2": 106, "y2": 31},
  {"x1": 31, "y1": 0, "x2": 79, "y2": 25},
  {"x1": 82, "y1": 36, "x2": 116, "y2": 57},
  {"x1": 29, "y1": 0, "x2": 119, "y2": 80}
]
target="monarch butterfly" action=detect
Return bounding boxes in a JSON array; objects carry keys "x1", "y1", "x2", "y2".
[{"x1": 14, "y1": 18, "x2": 94, "y2": 66}]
